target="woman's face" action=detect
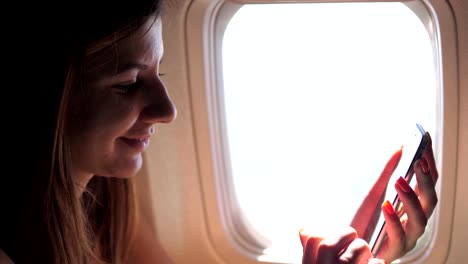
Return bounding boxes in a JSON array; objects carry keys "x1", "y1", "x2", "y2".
[{"x1": 69, "y1": 18, "x2": 176, "y2": 182}]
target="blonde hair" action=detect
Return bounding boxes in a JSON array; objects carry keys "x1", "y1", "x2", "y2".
[
  {"x1": 0, "y1": 1, "x2": 162, "y2": 263},
  {"x1": 47, "y1": 63, "x2": 137, "y2": 264},
  {"x1": 44, "y1": 13, "x2": 160, "y2": 264}
]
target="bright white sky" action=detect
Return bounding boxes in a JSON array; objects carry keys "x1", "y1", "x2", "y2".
[{"x1": 222, "y1": 2, "x2": 436, "y2": 262}]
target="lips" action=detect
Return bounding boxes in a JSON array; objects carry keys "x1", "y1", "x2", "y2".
[{"x1": 120, "y1": 136, "x2": 151, "y2": 152}]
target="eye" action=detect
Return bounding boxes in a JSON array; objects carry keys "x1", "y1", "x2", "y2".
[{"x1": 112, "y1": 81, "x2": 142, "y2": 94}]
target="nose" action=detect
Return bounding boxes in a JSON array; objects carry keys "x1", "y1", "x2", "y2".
[{"x1": 139, "y1": 77, "x2": 177, "y2": 124}]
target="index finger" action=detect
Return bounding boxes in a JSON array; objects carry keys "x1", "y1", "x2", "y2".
[{"x1": 351, "y1": 148, "x2": 402, "y2": 241}]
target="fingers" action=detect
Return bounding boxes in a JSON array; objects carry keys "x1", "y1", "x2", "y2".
[
  {"x1": 422, "y1": 132, "x2": 439, "y2": 183},
  {"x1": 375, "y1": 152, "x2": 439, "y2": 263},
  {"x1": 394, "y1": 177, "x2": 427, "y2": 250},
  {"x1": 376, "y1": 200, "x2": 406, "y2": 261},
  {"x1": 414, "y1": 159, "x2": 438, "y2": 218},
  {"x1": 351, "y1": 148, "x2": 403, "y2": 240},
  {"x1": 375, "y1": 148, "x2": 404, "y2": 196},
  {"x1": 300, "y1": 227, "x2": 386, "y2": 264},
  {"x1": 316, "y1": 227, "x2": 357, "y2": 264},
  {"x1": 338, "y1": 238, "x2": 373, "y2": 264},
  {"x1": 300, "y1": 228, "x2": 323, "y2": 264}
]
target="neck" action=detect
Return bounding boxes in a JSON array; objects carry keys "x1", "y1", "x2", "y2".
[{"x1": 75, "y1": 172, "x2": 94, "y2": 197}]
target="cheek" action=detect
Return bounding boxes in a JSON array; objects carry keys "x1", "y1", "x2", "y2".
[
  {"x1": 90, "y1": 96, "x2": 139, "y2": 136},
  {"x1": 69, "y1": 100, "x2": 141, "y2": 177},
  {"x1": 69, "y1": 95, "x2": 136, "y2": 150}
]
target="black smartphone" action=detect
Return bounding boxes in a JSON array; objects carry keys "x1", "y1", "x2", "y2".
[{"x1": 369, "y1": 123, "x2": 430, "y2": 256}]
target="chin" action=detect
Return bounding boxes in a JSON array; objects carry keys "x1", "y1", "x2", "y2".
[{"x1": 108, "y1": 155, "x2": 143, "y2": 178}]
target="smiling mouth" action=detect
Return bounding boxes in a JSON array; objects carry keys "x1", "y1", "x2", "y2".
[{"x1": 120, "y1": 137, "x2": 150, "y2": 151}]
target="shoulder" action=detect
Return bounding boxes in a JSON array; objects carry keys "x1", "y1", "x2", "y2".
[{"x1": 0, "y1": 249, "x2": 15, "y2": 264}]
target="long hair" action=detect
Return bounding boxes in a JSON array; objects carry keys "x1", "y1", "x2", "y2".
[{"x1": 0, "y1": 1, "x2": 162, "y2": 263}]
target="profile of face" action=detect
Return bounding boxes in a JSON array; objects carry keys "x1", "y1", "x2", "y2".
[{"x1": 68, "y1": 18, "x2": 176, "y2": 182}]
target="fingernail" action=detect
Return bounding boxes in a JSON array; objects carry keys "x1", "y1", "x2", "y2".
[
  {"x1": 299, "y1": 228, "x2": 307, "y2": 247},
  {"x1": 396, "y1": 176, "x2": 412, "y2": 193},
  {"x1": 420, "y1": 158, "x2": 429, "y2": 174},
  {"x1": 382, "y1": 200, "x2": 395, "y2": 216}
]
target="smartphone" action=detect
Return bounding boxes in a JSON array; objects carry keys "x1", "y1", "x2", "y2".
[{"x1": 369, "y1": 123, "x2": 430, "y2": 256}]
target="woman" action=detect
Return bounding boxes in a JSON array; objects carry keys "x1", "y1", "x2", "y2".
[
  {"x1": 0, "y1": 0, "x2": 438, "y2": 263},
  {"x1": 1, "y1": 0, "x2": 174, "y2": 263}
]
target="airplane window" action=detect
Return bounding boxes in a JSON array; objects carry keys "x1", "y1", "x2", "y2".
[{"x1": 221, "y1": 2, "x2": 437, "y2": 262}]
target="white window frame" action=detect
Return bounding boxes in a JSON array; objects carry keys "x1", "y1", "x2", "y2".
[{"x1": 183, "y1": 0, "x2": 460, "y2": 263}]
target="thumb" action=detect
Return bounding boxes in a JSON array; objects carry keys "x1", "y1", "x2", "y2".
[
  {"x1": 299, "y1": 228, "x2": 324, "y2": 247},
  {"x1": 299, "y1": 228, "x2": 308, "y2": 247},
  {"x1": 299, "y1": 228, "x2": 324, "y2": 264}
]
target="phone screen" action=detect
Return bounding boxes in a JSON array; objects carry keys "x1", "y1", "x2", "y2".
[{"x1": 369, "y1": 123, "x2": 429, "y2": 256}]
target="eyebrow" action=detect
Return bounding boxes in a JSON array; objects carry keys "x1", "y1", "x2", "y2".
[{"x1": 116, "y1": 62, "x2": 148, "y2": 75}]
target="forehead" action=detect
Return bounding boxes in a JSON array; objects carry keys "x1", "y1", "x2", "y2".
[
  {"x1": 85, "y1": 18, "x2": 163, "y2": 78},
  {"x1": 118, "y1": 18, "x2": 163, "y2": 63}
]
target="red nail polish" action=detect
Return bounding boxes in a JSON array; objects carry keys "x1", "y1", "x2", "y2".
[
  {"x1": 383, "y1": 200, "x2": 395, "y2": 216},
  {"x1": 396, "y1": 176, "x2": 412, "y2": 193},
  {"x1": 420, "y1": 158, "x2": 429, "y2": 174}
]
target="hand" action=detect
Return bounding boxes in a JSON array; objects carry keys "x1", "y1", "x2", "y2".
[
  {"x1": 371, "y1": 133, "x2": 439, "y2": 262},
  {"x1": 299, "y1": 226, "x2": 386, "y2": 264},
  {"x1": 299, "y1": 133, "x2": 439, "y2": 263},
  {"x1": 299, "y1": 149, "x2": 403, "y2": 264}
]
